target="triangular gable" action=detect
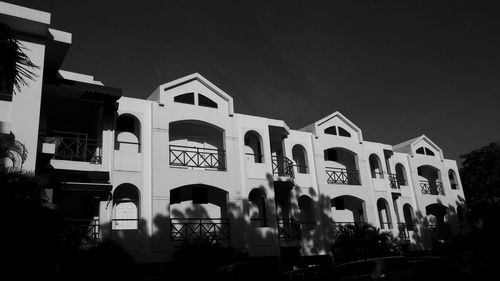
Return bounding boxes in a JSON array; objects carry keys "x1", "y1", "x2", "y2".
[
  {"x1": 154, "y1": 73, "x2": 234, "y2": 116},
  {"x1": 312, "y1": 111, "x2": 363, "y2": 143},
  {"x1": 394, "y1": 134, "x2": 444, "y2": 160}
]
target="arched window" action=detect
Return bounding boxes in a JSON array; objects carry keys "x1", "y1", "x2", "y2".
[
  {"x1": 116, "y1": 114, "x2": 141, "y2": 153},
  {"x1": 448, "y1": 169, "x2": 459, "y2": 190},
  {"x1": 292, "y1": 144, "x2": 308, "y2": 174},
  {"x1": 418, "y1": 165, "x2": 444, "y2": 195},
  {"x1": 324, "y1": 126, "x2": 337, "y2": 135},
  {"x1": 198, "y1": 94, "x2": 218, "y2": 108},
  {"x1": 403, "y1": 204, "x2": 415, "y2": 230},
  {"x1": 298, "y1": 195, "x2": 315, "y2": 230},
  {"x1": 244, "y1": 131, "x2": 263, "y2": 163},
  {"x1": 113, "y1": 184, "x2": 140, "y2": 230},
  {"x1": 377, "y1": 198, "x2": 393, "y2": 229},
  {"x1": 249, "y1": 188, "x2": 267, "y2": 227},
  {"x1": 338, "y1": 127, "x2": 351, "y2": 137},
  {"x1": 395, "y1": 163, "x2": 407, "y2": 186},
  {"x1": 174, "y1": 92, "x2": 195, "y2": 104},
  {"x1": 369, "y1": 154, "x2": 383, "y2": 179},
  {"x1": 416, "y1": 146, "x2": 435, "y2": 156}
]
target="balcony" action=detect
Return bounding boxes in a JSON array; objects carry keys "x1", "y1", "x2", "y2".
[
  {"x1": 398, "y1": 223, "x2": 414, "y2": 240},
  {"x1": 169, "y1": 145, "x2": 225, "y2": 171},
  {"x1": 272, "y1": 155, "x2": 295, "y2": 178},
  {"x1": 332, "y1": 222, "x2": 368, "y2": 237},
  {"x1": 277, "y1": 218, "x2": 301, "y2": 240},
  {"x1": 39, "y1": 131, "x2": 102, "y2": 164},
  {"x1": 170, "y1": 218, "x2": 229, "y2": 242},
  {"x1": 420, "y1": 180, "x2": 444, "y2": 195},
  {"x1": 326, "y1": 167, "x2": 360, "y2": 185},
  {"x1": 388, "y1": 173, "x2": 400, "y2": 189},
  {"x1": 67, "y1": 218, "x2": 100, "y2": 248}
]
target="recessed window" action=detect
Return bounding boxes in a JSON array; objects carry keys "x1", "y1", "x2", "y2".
[
  {"x1": 174, "y1": 92, "x2": 195, "y2": 104},
  {"x1": 338, "y1": 127, "x2": 351, "y2": 137},
  {"x1": 198, "y1": 94, "x2": 218, "y2": 108},
  {"x1": 324, "y1": 126, "x2": 351, "y2": 137},
  {"x1": 324, "y1": 126, "x2": 337, "y2": 135},
  {"x1": 416, "y1": 146, "x2": 435, "y2": 156}
]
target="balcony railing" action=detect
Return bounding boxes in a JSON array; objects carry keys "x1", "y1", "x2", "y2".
[
  {"x1": 169, "y1": 145, "x2": 225, "y2": 170},
  {"x1": 277, "y1": 218, "x2": 301, "y2": 240},
  {"x1": 398, "y1": 223, "x2": 414, "y2": 240},
  {"x1": 388, "y1": 173, "x2": 400, "y2": 189},
  {"x1": 272, "y1": 155, "x2": 295, "y2": 178},
  {"x1": 428, "y1": 224, "x2": 452, "y2": 241},
  {"x1": 39, "y1": 131, "x2": 102, "y2": 164},
  {"x1": 326, "y1": 167, "x2": 360, "y2": 185},
  {"x1": 170, "y1": 218, "x2": 229, "y2": 242},
  {"x1": 294, "y1": 164, "x2": 309, "y2": 174},
  {"x1": 420, "y1": 180, "x2": 444, "y2": 195},
  {"x1": 380, "y1": 222, "x2": 393, "y2": 229},
  {"x1": 333, "y1": 222, "x2": 368, "y2": 237},
  {"x1": 112, "y1": 218, "x2": 141, "y2": 230},
  {"x1": 67, "y1": 218, "x2": 100, "y2": 248}
]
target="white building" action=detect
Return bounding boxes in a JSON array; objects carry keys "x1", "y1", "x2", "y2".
[{"x1": 1, "y1": 2, "x2": 466, "y2": 263}]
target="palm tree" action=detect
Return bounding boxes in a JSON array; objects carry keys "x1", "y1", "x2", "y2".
[{"x1": 0, "y1": 22, "x2": 39, "y2": 95}]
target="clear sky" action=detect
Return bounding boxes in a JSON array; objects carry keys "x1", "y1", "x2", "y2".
[{"x1": 7, "y1": 0, "x2": 500, "y2": 163}]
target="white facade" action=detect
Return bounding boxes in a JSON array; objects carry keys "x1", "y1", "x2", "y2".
[{"x1": 1, "y1": 2, "x2": 466, "y2": 263}]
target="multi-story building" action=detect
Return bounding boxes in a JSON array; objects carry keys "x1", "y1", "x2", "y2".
[{"x1": 1, "y1": 2, "x2": 466, "y2": 264}]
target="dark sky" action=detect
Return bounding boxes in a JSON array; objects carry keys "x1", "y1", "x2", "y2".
[{"x1": 8, "y1": 0, "x2": 500, "y2": 163}]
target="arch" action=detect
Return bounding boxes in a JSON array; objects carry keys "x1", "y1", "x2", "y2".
[
  {"x1": 169, "y1": 120, "x2": 226, "y2": 170},
  {"x1": 244, "y1": 130, "x2": 263, "y2": 163},
  {"x1": 448, "y1": 169, "x2": 459, "y2": 190},
  {"x1": 112, "y1": 184, "x2": 140, "y2": 230},
  {"x1": 425, "y1": 203, "x2": 447, "y2": 226},
  {"x1": 403, "y1": 204, "x2": 415, "y2": 230},
  {"x1": 116, "y1": 114, "x2": 141, "y2": 152},
  {"x1": 298, "y1": 195, "x2": 315, "y2": 230},
  {"x1": 198, "y1": 94, "x2": 218, "y2": 108},
  {"x1": 369, "y1": 154, "x2": 384, "y2": 179},
  {"x1": 292, "y1": 144, "x2": 308, "y2": 174},
  {"x1": 395, "y1": 163, "x2": 407, "y2": 186},
  {"x1": 324, "y1": 147, "x2": 360, "y2": 185},
  {"x1": 418, "y1": 165, "x2": 443, "y2": 195},
  {"x1": 331, "y1": 195, "x2": 366, "y2": 223},
  {"x1": 169, "y1": 184, "x2": 228, "y2": 219},
  {"x1": 248, "y1": 188, "x2": 267, "y2": 227},
  {"x1": 377, "y1": 198, "x2": 393, "y2": 229}
]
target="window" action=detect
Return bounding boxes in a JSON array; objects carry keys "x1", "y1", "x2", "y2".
[
  {"x1": 324, "y1": 126, "x2": 337, "y2": 135},
  {"x1": 174, "y1": 92, "x2": 195, "y2": 104},
  {"x1": 198, "y1": 94, "x2": 218, "y2": 108},
  {"x1": 244, "y1": 131, "x2": 263, "y2": 163},
  {"x1": 292, "y1": 144, "x2": 308, "y2": 174},
  {"x1": 324, "y1": 126, "x2": 351, "y2": 137},
  {"x1": 324, "y1": 149, "x2": 338, "y2": 161},
  {"x1": 249, "y1": 189, "x2": 267, "y2": 227},
  {"x1": 112, "y1": 184, "x2": 140, "y2": 230},
  {"x1": 338, "y1": 127, "x2": 351, "y2": 137},
  {"x1": 416, "y1": 146, "x2": 435, "y2": 156}
]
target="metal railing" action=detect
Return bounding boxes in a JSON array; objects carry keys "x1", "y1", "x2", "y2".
[
  {"x1": 170, "y1": 218, "x2": 230, "y2": 242},
  {"x1": 388, "y1": 173, "x2": 400, "y2": 189},
  {"x1": 420, "y1": 180, "x2": 444, "y2": 195},
  {"x1": 67, "y1": 218, "x2": 100, "y2": 248},
  {"x1": 39, "y1": 131, "x2": 102, "y2": 164},
  {"x1": 397, "y1": 177, "x2": 407, "y2": 186},
  {"x1": 371, "y1": 171, "x2": 384, "y2": 179},
  {"x1": 272, "y1": 155, "x2": 295, "y2": 178},
  {"x1": 398, "y1": 223, "x2": 414, "y2": 240},
  {"x1": 380, "y1": 222, "x2": 393, "y2": 230},
  {"x1": 112, "y1": 218, "x2": 141, "y2": 230},
  {"x1": 428, "y1": 224, "x2": 452, "y2": 241},
  {"x1": 277, "y1": 218, "x2": 301, "y2": 240},
  {"x1": 244, "y1": 153, "x2": 263, "y2": 163},
  {"x1": 332, "y1": 222, "x2": 368, "y2": 237},
  {"x1": 326, "y1": 167, "x2": 360, "y2": 185},
  {"x1": 169, "y1": 145, "x2": 225, "y2": 170},
  {"x1": 294, "y1": 164, "x2": 309, "y2": 174}
]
